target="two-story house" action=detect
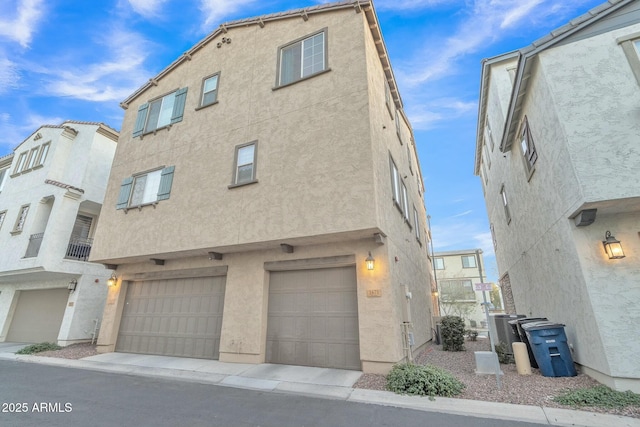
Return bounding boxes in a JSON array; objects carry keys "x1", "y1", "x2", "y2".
[
  {"x1": 0, "y1": 121, "x2": 118, "y2": 345},
  {"x1": 475, "y1": 0, "x2": 640, "y2": 391},
  {"x1": 90, "y1": 0, "x2": 433, "y2": 373},
  {"x1": 433, "y1": 249, "x2": 501, "y2": 328}
]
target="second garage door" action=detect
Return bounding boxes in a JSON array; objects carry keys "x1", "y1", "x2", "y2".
[
  {"x1": 266, "y1": 266, "x2": 360, "y2": 370},
  {"x1": 116, "y1": 276, "x2": 225, "y2": 359},
  {"x1": 7, "y1": 288, "x2": 69, "y2": 343}
]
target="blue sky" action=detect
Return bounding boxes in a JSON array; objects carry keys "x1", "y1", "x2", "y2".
[{"x1": 0, "y1": 0, "x2": 605, "y2": 281}]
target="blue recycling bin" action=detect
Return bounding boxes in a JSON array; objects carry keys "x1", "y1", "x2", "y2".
[{"x1": 522, "y1": 321, "x2": 576, "y2": 377}]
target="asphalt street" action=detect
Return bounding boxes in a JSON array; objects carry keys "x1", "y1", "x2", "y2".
[{"x1": 0, "y1": 360, "x2": 550, "y2": 427}]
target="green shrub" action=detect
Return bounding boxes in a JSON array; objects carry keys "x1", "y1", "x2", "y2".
[
  {"x1": 16, "y1": 342, "x2": 62, "y2": 355},
  {"x1": 553, "y1": 385, "x2": 640, "y2": 409},
  {"x1": 387, "y1": 363, "x2": 465, "y2": 397},
  {"x1": 494, "y1": 341, "x2": 514, "y2": 364},
  {"x1": 441, "y1": 316, "x2": 465, "y2": 351}
]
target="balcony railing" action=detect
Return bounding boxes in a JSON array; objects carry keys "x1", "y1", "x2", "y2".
[
  {"x1": 24, "y1": 232, "x2": 44, "y2": 258},
  {"x1": 65, "y1": 236, "x2": 93, "y2": 261}
]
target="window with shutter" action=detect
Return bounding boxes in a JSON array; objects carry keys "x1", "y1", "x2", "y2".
[
  {"x1": 117, "y1": 167, "x2": 175, "y2": 210},
  {"x1": 132, "y1": 88, "x2": 188, "y2": 137}
]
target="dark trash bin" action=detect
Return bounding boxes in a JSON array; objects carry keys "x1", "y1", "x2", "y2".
[
  {"x1": 521, "y1": 321, "x2": 576, "y2": 377},
  {"x1": 509, "y1": 317, "x2": 547, "y2": 368}
]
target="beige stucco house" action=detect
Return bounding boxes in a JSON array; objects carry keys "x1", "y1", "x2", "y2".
[
  {"x1": 0, "y1": 121, "x2": 118, "y2": 345},
  {"x1": 433, "y1": 249, "x2": 501, "y2": 328},
  {"x1": 91, "y1": 1, "x2": 433, "y2": 373},
  {"x1": 475, "y1": 0, "x2": 640, "y2": 391}
]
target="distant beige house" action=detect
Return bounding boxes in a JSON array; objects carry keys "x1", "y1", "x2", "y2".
[
  {"x1": 433, "y1": 249, "x2": 500, "y2": 328},
  {"x1": 91, "y1": 1, "x2": 433, "y2": 373},
  {"x1": 475, "y1": 0, "x2": 640, "y2": 391},
  {"x1": 0, "y1": 121, "x2": 117, "y2": 345}
]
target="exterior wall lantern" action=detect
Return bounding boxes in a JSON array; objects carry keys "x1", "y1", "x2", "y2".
[
  {"x1": 106, "y1": 273, "x2": 118, "y2": 287},
  {"x1": 365, "y1": 252, "x2": 375, "y2": 270},
  {"x1": 67, "y1": 279, "x2": 78, "y2": 293},
  {"x1": 603, "y1": 231, "x2": 625, "y2": 259}
]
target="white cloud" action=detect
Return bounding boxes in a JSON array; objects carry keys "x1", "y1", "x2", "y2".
[
  {"x1": 0, "y1": 57, "x2": 19, "y2": 93},
  {"x1": 0, "y1": 0, "x2": 45, "y2": 48},
  {"x1": 431, "y1": 220, "x2": 494, "y2": 258},
  {"x1": 407, "y1": 97, "x2": 476, "y2": 130},
  {"x1": 199, "y1": 0, "x2": 259, "y2": 30},
  {"x1": 127, "y1": 0, "x2": 169, "y2": 18},
  {"x1": 40, "y1": 29, "x2": 152, "y2": 102},
  {"x1": 375, "y1": 0, "x2": 459, "y2": 10},
  {"x1": 452, "y1": 210, "x2": 473, "y2": 218},
  {"x1": 0, "y1": 112, "x2": 63, "y2": 153}
]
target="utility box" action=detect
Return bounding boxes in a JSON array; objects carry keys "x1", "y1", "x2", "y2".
[
  {"x1": 474, "y1": 351, "x2": 503, "y2": 376},
  {"x1": 522, "y1": 321, "x2": 576, "y2": 377},
  {"x1": 491, "y1": 314, "x2": 525, "y2": 357}
]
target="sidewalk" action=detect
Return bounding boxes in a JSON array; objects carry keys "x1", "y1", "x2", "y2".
[{"x1": 1, "y1": 343, "x2": 638, "y2": 427}]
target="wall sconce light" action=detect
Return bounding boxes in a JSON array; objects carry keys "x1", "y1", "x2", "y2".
[
  {"x1": 432, "y1": 290, "x2": 439, "y2": 297},
  {"x1": 106, "y1": 273, "x2": 118, "y2": 287},
  {"x1": 67, "y1": 279, "x2": 78, "y2": 293},
  {"x1": 365, "y1": 252, "x2": 375, "y2": 270},
  {"x1": 603, "y1": 231, "x2": 625, "y2": 259}
]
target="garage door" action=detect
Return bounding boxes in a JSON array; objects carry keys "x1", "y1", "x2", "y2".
[
  {"x1": 116, "y1": 276, "x2": 225, "y2": 359},
  {"x1": 7, "y1": 288, "x2": 68, "y2": 343},
  {"x1": 266, "y1": 266, "x2": 360, "y2": 370}
]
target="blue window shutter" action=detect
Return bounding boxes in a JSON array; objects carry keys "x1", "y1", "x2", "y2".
[
  {"x1": 132, "y1": 103, "x2": 149, "y2": 138},
  {"x1": 157, "y1": 166, "x2": 175, "y2": 201},
  {"x1": 170, "y1": 88, "x2": 188, "y2": 124},
  {"x1": 116, "y1": 177, "x2": 134, "y2": 209}
]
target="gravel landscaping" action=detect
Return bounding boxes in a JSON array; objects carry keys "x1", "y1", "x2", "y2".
[
  {"x1": 31, "y1": 339, "x2": 640, "y2": 419},
  {"x1": 354, "y1": 338, "x2": 640, "y2": 419}
]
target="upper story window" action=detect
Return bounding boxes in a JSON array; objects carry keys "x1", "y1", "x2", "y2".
[
  {"x1": 12, "y1": 204, "x2": 29, "y2": 234},
  {"x1": 133, "y1": 88, "x2": 188, "y2": 138},
  {"x1": 389, "y1": 155, "x2": 401, "y2": 209},
  {"x1": 617, "y1": 32, "x2": 640, "y2": 87},
  {"x1": 485, "y1": 122, "x2": 495, "y2": 151},
  {"x1": 413, "y1": 206, "x2": 421, "y2": 243},
  {"x1": 277, "y1": 29, "x2": 327, "y2": 87},
  {"x1": 461, "y1": 255, "x2": 477, "y2": 268},
  {"x1": 230, "y1": 142, "x2": 258, "y2": 187},
  {"x1": 520, "y1": 116, "x2": 537, "y2": 177},
  {"x1": 434, "y1": 257, "x2": 444, "y2": 270},
  {"x1": 384, "y1": 79, "x2": 393, "y2": 118},
  {"x1": 401, "y1": 181, "x2": 410, "y2": 223},
  {"x1": 395, "y1": 110, "x2": 402, "y2": 144},
  {"x1": 200, "y1": 73, "x2": 220, "y2": 108},
  {"x1": 440, "y1": 279, "x2": 475, "y2": 301},
  {"x1": 500, "y1": 185, "x2": 511, "y2": 224},
  {"x1": 117, "y1": 166, "x2": 175, "y2": 210},
  {"x1": 0, "y1": 167, "x2": 8, "y2": 191},
  {"x1": 11, "y1": 142, "x2": 50, "y2": 176},
  {"x1": 0, "y1": 210, "x2": 6, "y2": 231}
]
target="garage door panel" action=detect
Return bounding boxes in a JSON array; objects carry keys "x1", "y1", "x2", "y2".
[
  {"x1": 267, "y1": 266, "x2": 360, "y2": 370},
  {"x1": 116, "y1": 276, "x2": 225, "y2": 359}
]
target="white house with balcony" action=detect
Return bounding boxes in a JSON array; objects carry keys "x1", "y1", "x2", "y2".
[{"x1": 0, "y1": 121, "x2": 118, "y2": 345}]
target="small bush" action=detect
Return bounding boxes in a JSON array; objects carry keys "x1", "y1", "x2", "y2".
[
  {"x1": 441, "y1": 316, "x2": 465, "y2": 351},
  {"x1": 16, "y1": 342, "x2": 62, "y2": 355},
  {"x1": 387, "y1": 363, "x2": 465, "y2": 397},
  {"x1": 553, "y1": 385, "x2": 640, "y2": 409},
  {"x1": 494, "y1": 342, "x2": 514, "y2": 364}
]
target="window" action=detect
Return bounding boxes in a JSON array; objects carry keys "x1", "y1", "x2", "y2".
[
  {"x1": 413, "y1": 206, "x2": 421, "y2": 243},
  {"x1": 389, "y1": 155, "x2": 401, "y2": 209},
  {"x1": 116, "y1": 166, "x2": 175, "y2": 210},
  {"x1": 500, "y1": 185, "x2": 511, "y2": 224},
  {"x1": 483, "y1": 143, "x2": 491, "y2": 169},
  {"x1": 132, "y1": 88, "x2": 188, "y2": 137},
  {"x1": 520, "y1": 116, "x2": 537, "y2": 176},
  {"x1": 13, "y1": 152, "x2": 27, "y2": 174},
  {"x1": 440, "y1": 279, "x2": 475, "y2": 301},
  {"x1": 395, "y1": 110, "x2": 402, "y2": 144},
  {"x1": 384, "y1": 78, "x2": 393, "y2": 118},
  {"x1": 35, "y1": 142, "x2": 50, "y2": 167},
  {"x1": 434, "y1": 257, "x2": 444, "y2": 270},
  {"x1": 200, "y1": 73, "x2": 220, "y2": 107},
  {"x1": 485, "y1": 122, "x2": 495, "y2": 151},
  {"x1": 401, "y1": 181, "x2": 410, "y2": 222},
  {"x1": 12, "y1": 204, "x2": 29, "y2": 233},
  {"x1": 0, "y1": 167, "x2": 8, "y2": 191},
  {"x1": 490, "y1": 223, "x2": 497, "y2": 250},
  {"x1": 461, "y1": 255, "x2": 477, "y2": 268},
  {"x1": 277, "y1": 29, "x2": 326, "y2": 86},
  {"x1": 618, "y1": 33, "x2": 640, "y2": 87},
  {"x1": 0, "y1": 210, "x2": 6, "y2": 230},
  {"x1": 26, "y1": 147, "x2": 39, "y2": 170},
  {"x1": 407, "y1": 143, "x2": 413, "y2": 175},
  {"x1": 231, "y1": 142, "x2": 257, "y2": 186}
]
